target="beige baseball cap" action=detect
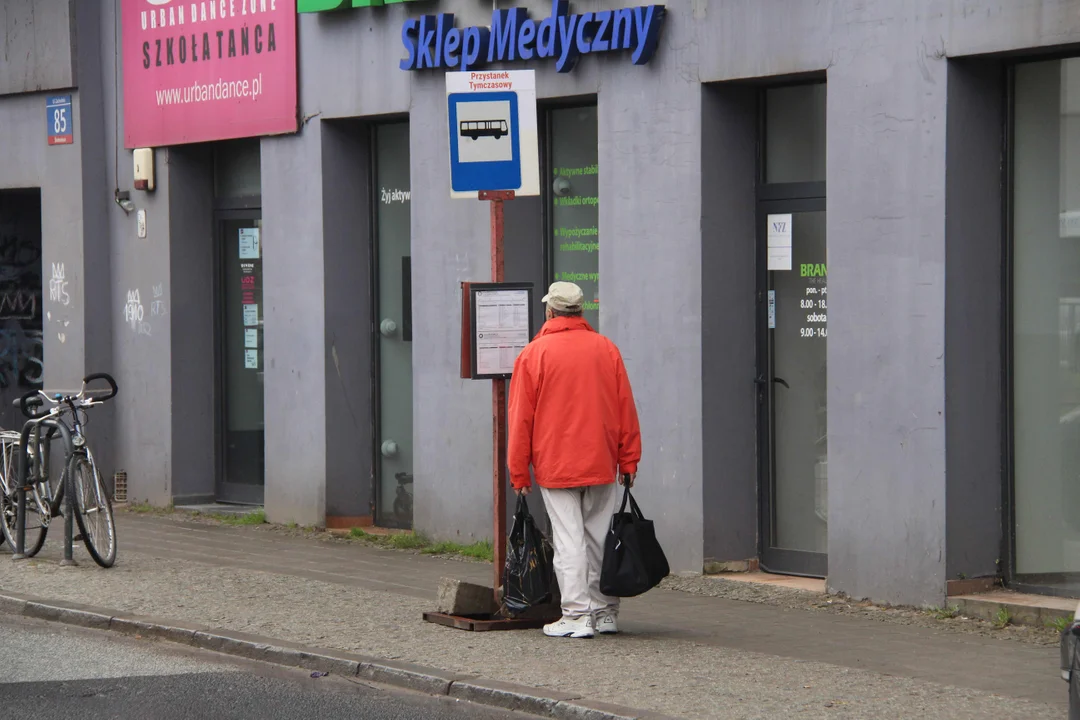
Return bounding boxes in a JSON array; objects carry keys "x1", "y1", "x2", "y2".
[{"x1": 542, "y1": 281, "x2": 584, "y2": 312}]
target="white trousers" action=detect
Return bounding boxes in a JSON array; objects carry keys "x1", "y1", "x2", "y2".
[{"x1": 540, "y1": 482, "x2": 620, "y2": 619}]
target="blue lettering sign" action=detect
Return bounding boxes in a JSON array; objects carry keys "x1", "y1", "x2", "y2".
[{"x1": 400, "y1": 0, "x2": 665, "y2": 73}]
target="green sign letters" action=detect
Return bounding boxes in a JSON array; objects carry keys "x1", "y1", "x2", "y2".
[{"x1": 297, "y1": 0, "x2": 417, "y2": 12}]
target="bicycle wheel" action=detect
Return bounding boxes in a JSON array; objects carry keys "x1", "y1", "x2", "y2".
[
  {"x1": 0, "y1": 437, "x2": 49, "y2": 557},
  {"x1": 71, "y1": 454, "x2": 116, "y2": 567}
]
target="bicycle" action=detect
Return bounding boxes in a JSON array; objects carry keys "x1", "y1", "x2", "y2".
[
  {"x1": 1, "y1": 373, "x2": 119, "y2": 567},
  {"x1": 0, "y1": 426, "x2": 51, "y2": 558}
]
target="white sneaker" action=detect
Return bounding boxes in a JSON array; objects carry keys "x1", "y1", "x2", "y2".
[
  {"x1": 543, "y1": 615, "x2": 594, "y2": 638},
  {"x1": 594, "y1": 612, "x2": 619, "y2": 635}
]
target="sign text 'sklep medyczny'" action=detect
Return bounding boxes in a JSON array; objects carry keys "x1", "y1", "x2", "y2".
[{"x1": 401, "y1": 0, "x2": 666, "y2": 73}]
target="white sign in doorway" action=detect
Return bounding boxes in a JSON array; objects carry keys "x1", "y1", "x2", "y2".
[{"x1": 767, "y1": 213, "x2": 793, "y2": 271}]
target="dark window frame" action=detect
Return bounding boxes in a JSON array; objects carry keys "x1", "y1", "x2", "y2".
[
  {"x1": 1001, "y1": 59, "x2": 1080, "y2": 598},
  {"x1": 540, "y1": 96, "x2": 599, "y2": 307},
  {"x1": 754, "y1": 80, "x2": 828, "y2": 578}
]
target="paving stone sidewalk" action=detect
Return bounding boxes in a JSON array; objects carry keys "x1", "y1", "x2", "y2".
[{"x1": 0, "y1": 512, "x2": 1067, "y2": 719}]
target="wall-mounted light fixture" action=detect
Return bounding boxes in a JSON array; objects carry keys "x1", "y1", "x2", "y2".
[{"x1": 553, "y1": 176, "x2": 572, "y2": 197}]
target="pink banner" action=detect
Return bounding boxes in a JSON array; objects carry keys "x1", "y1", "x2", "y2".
[{"x1": 123, "y1": 0, "x2": 297, "y2": 148}]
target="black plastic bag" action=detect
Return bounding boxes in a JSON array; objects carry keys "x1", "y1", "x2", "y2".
[
  {"x1": 502, "y1": 495, "x2": 554, "y2": 615},
  {"x1": 600, "y1": 484, "x2": 670, "y2": 598},
  {"x1": 1061, "y1": 621, "x2": 1077, "y2": 682},
  {"x1": 1066, "y1": 620, "x2": 1080, "y2": 720}
]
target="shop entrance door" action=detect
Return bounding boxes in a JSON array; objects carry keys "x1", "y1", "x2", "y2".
[
  {"x1": 216, "y1": 212, "x2": 265, "y2": 504},
  {"x1": 757, "y1": 199, "x2": 827, "y2": 577},
  {"x1": 373, "y1": 123, "x2": 413, "y2": 528}
]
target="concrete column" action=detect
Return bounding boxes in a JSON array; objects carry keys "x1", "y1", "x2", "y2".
[
  {"x1": 409, "y1": 74, "x2": 495, "y2": 544},
  {"x1": 67, "y1": 0, "x2": 174, "y2": 503},
  {"x1": 597, "y1": 33, "x2": 704, "y2": 574},
  {"x1": 262, "y1": 126, "x2": 328, "y2": 526},
  {"x1": 826, "y1": 6, "x2": 949, "y2": 606}
]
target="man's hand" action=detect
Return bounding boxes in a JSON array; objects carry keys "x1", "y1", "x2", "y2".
[
  {"x1": 619, "y1": 472, "x2": 637, "y2": 488},
  {"x1": 513, "y1": 485, "x2": 532, "y2": 496}
]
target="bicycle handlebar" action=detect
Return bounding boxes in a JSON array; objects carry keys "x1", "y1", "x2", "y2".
[
  {"x1": 15, "y1": 372, "x2": 119, "y2": 419},
  {"x1": 15, "y1": 392, "x2": 47, "y2": 419},
  {"x1": 83, "y1": 373, "x2": 118, "y2": 402}
]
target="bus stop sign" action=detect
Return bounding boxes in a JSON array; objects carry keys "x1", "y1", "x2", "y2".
[{"x1": 446, "y1": 71, "x2": 539, "y2": 199}]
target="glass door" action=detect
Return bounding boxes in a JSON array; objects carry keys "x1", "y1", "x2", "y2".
[
  {"x1": 374, "y1": 123, "x2": 413, "y2": 528},
  {"x1": 758, "y1": 200, "x2": 827, "y2": 577},
  {"x1": 217, "y1": 213, "x2": 265, "y2": 504}
]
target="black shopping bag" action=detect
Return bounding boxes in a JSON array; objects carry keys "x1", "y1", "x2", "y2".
[
  {"x1": 1066, "y1": 620, "x2": 1080, "y2": 720},
  {"x1": 600, "y1": 484, "x2": 670, "y2": 597},
  {"x1": 502, "y1": 495, "x2": 554, "y2": 615}
]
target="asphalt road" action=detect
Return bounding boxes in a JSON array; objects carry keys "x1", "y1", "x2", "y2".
[{"x1": 0, "y1": 614, "x2": 533, "y2": 720}]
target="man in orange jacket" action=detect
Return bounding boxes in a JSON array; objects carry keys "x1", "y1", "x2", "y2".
[{"x1": 507, "y1": 281, "x2": 641, "y2": 638}]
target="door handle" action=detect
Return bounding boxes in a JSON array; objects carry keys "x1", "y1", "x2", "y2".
[
  {"x1": 755, "y1": 375, "x2": 790, "y2": 389},
  {"x1": 774, "y1": 377, "x2": 790, "y2": 389},
  {"x1": 402, "y1": 256, "x2": 412, "y2": 342}
]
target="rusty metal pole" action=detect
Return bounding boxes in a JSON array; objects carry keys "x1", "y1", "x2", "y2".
[{"x1": 480, "y1": 189, "x2": 513, "y2": 608}]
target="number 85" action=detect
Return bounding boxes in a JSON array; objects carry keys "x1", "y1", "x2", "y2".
[{"x1": 53, "y1": 109, "x2": 67, "y2": 134}]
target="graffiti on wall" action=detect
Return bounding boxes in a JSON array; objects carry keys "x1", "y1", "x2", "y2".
[
  {"x1": 0, "y1": 208, "x2": 43, "y2": 391},
  {"x1": 124, "y1": 288, "x2": 151, "y2": 337},
  {"x1": 49, "y1": 263, "x2": 70, "y2": 306},
  {"x1": 0, "y1": 322, "x2": 43, "y2": 389}
]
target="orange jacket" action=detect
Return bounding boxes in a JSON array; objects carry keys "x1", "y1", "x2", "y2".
[{"x1": 507, "y1": 316, "x2": 641, "y2": 490}]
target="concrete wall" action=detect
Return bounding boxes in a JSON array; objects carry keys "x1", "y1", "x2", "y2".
[
  {"x1": 948, "y1": 0, "x2": 1080, "y2": 57},
  {"x1": 95, "y1": 0, "x2": 176, "y2": 505},
  {"x1": 0, "y1": 89, "x2": 84, "y2": 415},
  {"x1": 73, "y1": 0, "x2": 117, "y2": 490},
  {"x1": 0, "y1": 0, "x2": 75, "y2": 96},
  {"x1": 228, "y1": 0, "x2": 1033, "y2": 587},
  {"x1": 0, "y1": 0, "x2": 116, "y2": 488}
]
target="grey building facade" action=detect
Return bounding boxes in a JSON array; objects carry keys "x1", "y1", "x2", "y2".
[{"x1": 1, "y1": 0, "x2": 1079, "y2": 607}]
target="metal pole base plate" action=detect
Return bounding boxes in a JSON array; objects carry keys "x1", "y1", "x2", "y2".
[
  {"x1": 10, "y1": 554, "x2": 27, "y2": 561},
  {"x1": 59, "y1": 558, "x2": 78, "y2": 567}
]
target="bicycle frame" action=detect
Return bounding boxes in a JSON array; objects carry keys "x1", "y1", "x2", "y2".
[{"x1": 10, "y1": 372, "x2": 116, "y2": 565}]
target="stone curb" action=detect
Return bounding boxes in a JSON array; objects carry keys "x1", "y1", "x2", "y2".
[{"x1": 0, "y1": 592, "x2": 677, "y2": 720}]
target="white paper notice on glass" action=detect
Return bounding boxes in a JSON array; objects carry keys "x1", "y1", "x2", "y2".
[
  {"x1": 239, "y1": 228, "x2": 260, "y2": 259},
  {"x1": 245, "y1": 328, "x2": 258, "y2": 348},
  {"x1": 244, "y1": 349, "x2": 258, "y2": 369},
  {"x1": 475, "y1": 289, "x2": 530, "y2": 377},
  {"x1": 768, "y1": 290, "x2": 776, "y2": 329},
  {"x1": 243, "y1": 303, "x2": 258, "y2": 326},
  {"x1": 767, "y1": 213, "x2": 793, "y2": 271}
]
